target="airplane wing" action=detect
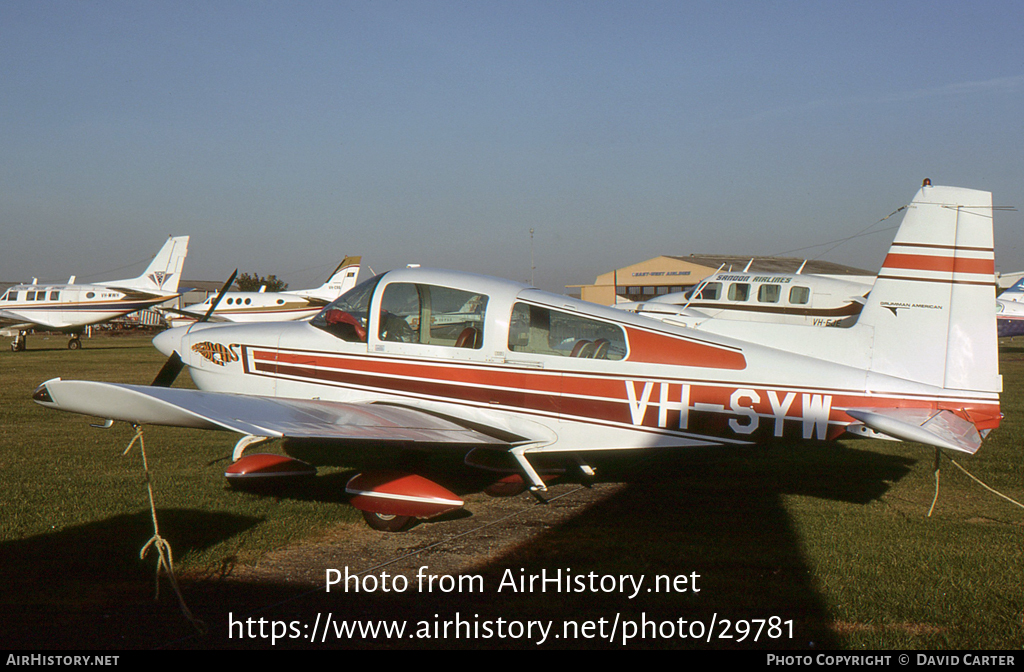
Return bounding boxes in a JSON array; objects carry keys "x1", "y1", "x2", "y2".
[
  {"x1": 33, "y1": 379, "x2": 510, "y2": 446},
  {"x1": 845, "y1": 408, "x2": 982, "y2": 454},
  {"x1": 106, "y1": 287, "x2": 180, "y2": 300},
  {"x1": 0, "y1": 310, "x2": 43, "y2": 331}
]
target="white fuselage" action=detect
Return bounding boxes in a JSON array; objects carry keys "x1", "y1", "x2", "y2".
[
  {"x1": 154, "y1": 268, "x2": 999, "y2": 457},
  {"x1": 172, "y1": 292, "x2": 325, "y2": 325},
  {"x1": 0, "y1": 283, "x2": 176, "y2": 331}
]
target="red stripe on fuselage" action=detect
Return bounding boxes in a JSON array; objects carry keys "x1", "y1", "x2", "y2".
[
  {"x1": 624, "y1": 328, "x2": 746, "y2": 369},
  {"x1": 244, "y1": 348, "x2": 998, "y2": 440}
]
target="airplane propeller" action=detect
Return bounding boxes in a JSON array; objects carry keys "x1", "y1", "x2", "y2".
[{"x1": 151, "y1": 269, "x2": 238, "y2": 388}]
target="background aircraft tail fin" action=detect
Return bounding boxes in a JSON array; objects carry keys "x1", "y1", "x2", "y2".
[
  {"x1": 294, "y1": 255, "x2": 361, "y2": 300},
  {"x1": 112, "y1": 235, "x2": 190, "y2": 293},
  {"x1": 856, "y1": 184, "x2": 999, "y2": 393}
]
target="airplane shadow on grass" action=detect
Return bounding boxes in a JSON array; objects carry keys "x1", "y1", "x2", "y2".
[
  {"x1": 0, "y1": 510, "x2": 263, "y2": 649},
  {"x1": 1, "y1": 443, "x2": 915, "y2": 650}
]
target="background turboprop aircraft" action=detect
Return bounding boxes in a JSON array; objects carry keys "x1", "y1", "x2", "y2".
[
  {"x1": 33, "y1": 185, "x2": 1001, "y2": 533},
  {"x1": 616, "y1": 268, "x2": 875, "y2": 328},
  {"x1": 1, "y1": 235, "x2": 190, "y2": 351},
  {"x1": 162, "y1": 256, "x2": 361, "y2": 326}
]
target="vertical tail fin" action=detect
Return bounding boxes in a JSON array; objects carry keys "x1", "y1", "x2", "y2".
[
  {"x1": 292, "y1": 255, "x2": 361, "y2": 300},
  {"x1": 856, "y1": 185, "x2": 998, "y2": 393},
  {"x1": 111, "y1": 235, "x2": 190, "y2": 293}
]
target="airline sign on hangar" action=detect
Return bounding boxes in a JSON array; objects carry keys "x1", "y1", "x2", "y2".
[{"x1": 630, "y1": 271, "x2": 692, "y2": 278}]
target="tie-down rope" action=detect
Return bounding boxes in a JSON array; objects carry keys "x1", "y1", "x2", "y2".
[
  {"x1": 928, "y1": 446, "x2": 1024, "y2": 517},
  {"x1": 124, "y1": 425, "x2": 207, "y2": 634}
]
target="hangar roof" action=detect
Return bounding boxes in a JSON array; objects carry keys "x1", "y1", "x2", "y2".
[{"x1": 674, "y1": 255, "x2": 871, "y2": 276}]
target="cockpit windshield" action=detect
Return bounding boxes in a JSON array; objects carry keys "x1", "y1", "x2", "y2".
[{"x1": 311, "y1": 274, "x2": 384, "y2": 341}]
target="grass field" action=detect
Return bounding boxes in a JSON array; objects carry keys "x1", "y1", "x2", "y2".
[{"x1": 0, "y1": 331, "x2": 1021, "y2": 649}]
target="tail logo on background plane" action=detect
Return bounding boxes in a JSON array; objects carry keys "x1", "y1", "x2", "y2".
[{"x1": 148, "y1": 271, "x2": 169, "y2": 287}]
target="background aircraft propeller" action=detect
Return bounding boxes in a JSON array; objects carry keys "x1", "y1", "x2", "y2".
[{"x1": 151, "y1": 269, "x2": 237, "y2": 388}]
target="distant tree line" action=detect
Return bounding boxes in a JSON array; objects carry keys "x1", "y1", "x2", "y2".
[{"x1": 236, "y1": 272, "x2": 288, "y2": 292}]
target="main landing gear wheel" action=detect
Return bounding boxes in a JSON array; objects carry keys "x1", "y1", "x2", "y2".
[
  {"x1": 361, "y1": 511, "x2": 414, "y2": 532},
  {"x1": 67, "y1": 338, "x2": 81, "y2": 350}
]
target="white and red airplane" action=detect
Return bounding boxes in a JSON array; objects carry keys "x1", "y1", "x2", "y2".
[
  {"x1": 162, "y1": 256, "x2": 361, "y2": 326},
  {"x1": 2, "y1": 236, "x2": 189, "y2": 351},
  {"x1": 32, "y1": 184, "x2": 1001, "y2": 531}
]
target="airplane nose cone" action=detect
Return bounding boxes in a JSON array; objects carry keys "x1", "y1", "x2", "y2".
[{"x1": 153, "y1": 326, "x2": 188, "y2": 357}]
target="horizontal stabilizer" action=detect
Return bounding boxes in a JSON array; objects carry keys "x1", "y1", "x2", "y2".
[
  {"x1": 157, "y1": 306, "x2": 231, "y2": 322},
  {"x1": 845, "y1": 408, "x2": 981, "y2": 454},
  {"x1": 33, "y1": 379, "x2": 507, "y2": 445}
]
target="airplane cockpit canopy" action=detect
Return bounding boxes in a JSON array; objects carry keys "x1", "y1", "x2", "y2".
[{"x1": 311, "y1": 273, "x2": 385, "y2": 341}]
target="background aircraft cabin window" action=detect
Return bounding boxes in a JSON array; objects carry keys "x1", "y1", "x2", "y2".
[
  {"x1": 49, "y1": 291, "x2": 59, "y2": 301},
  {"x1": 311, "y1": 274, "x2": 384, "y2": 342},
  {"x1": 2, "y1": 291, "x2": 15, "y2": 301},
  {"x1": 789, "y1": 286, "x2": 811, "y2": 305},
  {"x1": 508, "y1": 302, "x2": 626, "y2": 360},
  {"x1": 86, "y1": 292, "x2": 95, "y2": 299},
  {"x1": 378, "y1": 283, "x2": 487, "y2": 348},
  {"x1": 757, "y1": 284, "x2": 781, "y2": 303},
  {"x1": 696, "y1": 282, "x2": 722, "y2": 300},
  {"x1": 727, "y1": 283, "x2": 750, "y2": 301}
]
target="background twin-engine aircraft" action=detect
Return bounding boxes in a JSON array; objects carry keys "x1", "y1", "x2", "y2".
[
  {"x1": 615, "y1": 267, "x2": 876, "y2": 328},
  {"x1": 627, "y1": 257, "x2": 1024, "y2": 340},
  {"x1": 34, "y1": 184, "x2": 1003, "y2": 532},
  {"x1": 2, "y1": 236, "x2": 189, "y2": 351},
  {"x1": 162, "y1": 256, "x2": 362, "y2": 327}
]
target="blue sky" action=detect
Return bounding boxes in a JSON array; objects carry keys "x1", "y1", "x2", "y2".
[{"x1": 2, "y1": 1, "x2": 1022, "y2": 293}]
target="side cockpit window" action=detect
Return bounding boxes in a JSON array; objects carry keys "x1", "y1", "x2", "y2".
[
  {"x1": 508, "y1": 302, "x2": 626, "y2": 360},
  {"x1": 686, "y1": 281, "x2": 721, "y2": 301},
  {"x1": 378, "y1": 283, "x2": 487, "y2": 349}
]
